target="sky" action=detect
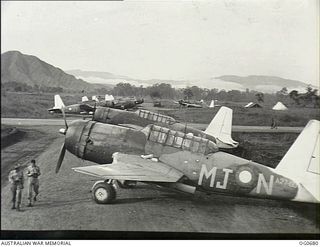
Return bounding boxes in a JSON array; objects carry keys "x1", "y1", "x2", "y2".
[{"x1": 1, "y1": 0, "x2": 319, "y2": 86}]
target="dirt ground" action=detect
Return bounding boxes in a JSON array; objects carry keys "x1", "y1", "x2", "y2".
[{"x1": 1, "y1": 124, "x2": 319, "y2": 234}]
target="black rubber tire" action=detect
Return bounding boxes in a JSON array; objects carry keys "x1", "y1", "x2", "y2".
[{"x1": 92, "y1": 182, "x2": 116, "y2": 204}]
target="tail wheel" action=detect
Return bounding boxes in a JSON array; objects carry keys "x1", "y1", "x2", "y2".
[{"x1": 92, "y1": 182, "x2": 116, "y2": 204}]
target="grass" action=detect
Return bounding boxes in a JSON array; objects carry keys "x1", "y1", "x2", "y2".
[{"x1": 157, "y1": 103, "x2": 320, "y2": 127}]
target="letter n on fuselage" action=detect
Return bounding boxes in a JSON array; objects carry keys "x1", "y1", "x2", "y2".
[{"x1": 256, "y1": 173, "x2": 274, "y2": 195}]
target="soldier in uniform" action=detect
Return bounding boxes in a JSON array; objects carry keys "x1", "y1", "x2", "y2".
[
  {"x1": 8, "y1": 163, "x2": 24, "y2": 211},
  {"x1": 26, "y1": 159, "x2": 41, "y2": 207}
]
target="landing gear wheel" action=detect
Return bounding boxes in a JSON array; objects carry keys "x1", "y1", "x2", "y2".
[{"x1": 92, "y1": 182, "x2": 116, "y2": 204}]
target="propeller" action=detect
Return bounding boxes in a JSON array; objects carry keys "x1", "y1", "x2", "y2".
[
  {"x1": 56, "y1": 143, "x2": 66, "y2": 173},
  {"x1": 56, "y1": 108, "x2": 68, "y2": 173},
  {"x1": 92, "y1": 102, "x2": 97, "y2": 121}
]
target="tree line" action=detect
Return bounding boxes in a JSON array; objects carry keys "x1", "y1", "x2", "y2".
[{"x1": 2, "y1": 81, "x2": 319, "y2": 107}]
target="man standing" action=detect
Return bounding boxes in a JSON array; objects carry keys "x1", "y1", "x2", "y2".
[
  {"x1": 8, "y1": 164, "x2": 24, "y2": 211},
  {"x1": 26, "y1": 159, "x2": 41, "y2": 207}
]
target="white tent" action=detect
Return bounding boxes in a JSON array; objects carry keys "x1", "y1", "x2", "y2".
[
  {"x1": 209, "y1": 100, "x2": 215, "y2": 108},
  {"x1": 82, "y1": 96, "x2": 89, "y2": 102},
  {"x1": 272, "y1": 101, "x2": 288, "y2": 110}
]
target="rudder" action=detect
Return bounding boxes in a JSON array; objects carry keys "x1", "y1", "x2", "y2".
[
  {"x1": 276, "y1": 120, "x2": 320, "y2": 202},
  {"x1": 204, "y1": 106, "x2": 238, "y2": 148}
]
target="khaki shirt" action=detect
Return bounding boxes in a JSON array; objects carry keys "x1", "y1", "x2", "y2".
[
  {"x1": 26, "y1": 165, "x2": 41, "y2": 179},
  {"x1": 9, "y1": 169, "x2": 24, "y2": 185}
]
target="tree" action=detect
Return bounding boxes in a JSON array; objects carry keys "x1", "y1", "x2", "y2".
[
  {"x1": 183, "y1": 88, "x2": 193, "y2": 100},
  {"x1": 255, "y1": 92, "x2": 264, "y2": 103}
]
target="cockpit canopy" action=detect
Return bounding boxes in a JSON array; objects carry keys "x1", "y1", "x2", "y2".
[
  {"x1": 136, "y1": 110, "x2": 176, "y2": 125},
  {"x1": 146, "y1": 125, "x2": 218, "y2": 155}
]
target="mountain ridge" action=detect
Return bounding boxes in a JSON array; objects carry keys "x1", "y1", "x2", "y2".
[{"x1": 1, "y1": 51, "x2": 112, "y2": 91}]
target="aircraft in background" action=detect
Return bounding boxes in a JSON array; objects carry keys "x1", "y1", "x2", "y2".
[
  {"x1": 48, "y1": 95, "x2": 95, "y2": 116},
  {"x1": 48, "y1": 94, "x2": 145, "y2": 116},
  {"x1": 84, "y1": 94, "x2": 144, "y2": 110},
  {"x1": 175, "y1": 99, "x2": 204, "y2": 108},
  {"x1": 92, "y1": 106, "x2": 239, "y2": 149},
  {"x1": 55, "y1": 115, "x2": 320, "y2": 204}
]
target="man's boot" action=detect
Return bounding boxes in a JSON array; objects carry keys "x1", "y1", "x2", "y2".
[
  {"x1": 16, "y1": 204, "x2": 21, "y2": 211},
  {"x1": 11, "y1": 202, "x2": 16, "y2": 210},
  {"x1": 27, "y1": 198, "x2": 32, "y2": 207}
]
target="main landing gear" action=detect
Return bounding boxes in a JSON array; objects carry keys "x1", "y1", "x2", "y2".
[
  {"x1": 91, "y1": 180, "x2": 116, "y2": 204},
  {"x1": 91, "y1": 180, "x2": 137, "y2": 204}
]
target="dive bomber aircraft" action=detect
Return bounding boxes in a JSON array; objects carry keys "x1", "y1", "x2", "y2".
[
  {"x1": 48, "y1": 95, "x2": 96, "y2": 116},
  {"x1": 92, "y1": 106, "x2": 239, "y2": 149},
  {"x1": 48, "y1": 95, "x2": 144, "y2": 115},
  {"x1": 55, "y1": 109, "x2": 320, "y2": 204}
]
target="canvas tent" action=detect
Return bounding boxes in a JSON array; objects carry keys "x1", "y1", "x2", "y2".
[
  {"x1": 244, "y1": 102, "x2": 262, "y2": 108},
  {"x1": 272, "y1": 102, "x2": 288, "y2": 110},
  {"x1": 209, "y1": 100, "x2": 215, "y2": 108},
  {"x1": 105, "y1": 94, "x2": 115, "y2": 101}
]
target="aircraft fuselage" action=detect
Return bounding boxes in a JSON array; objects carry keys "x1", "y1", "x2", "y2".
[{"x1": 63, "y1": 120, "x2": 313, "y2": 202}]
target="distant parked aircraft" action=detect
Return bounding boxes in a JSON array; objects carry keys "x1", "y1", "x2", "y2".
[
  {"x1": 48, "y1": 95, "x2": 95, "y2": 116},
  {"x1": 175, "y1": 99, "x2": 203, "y2": 108}
]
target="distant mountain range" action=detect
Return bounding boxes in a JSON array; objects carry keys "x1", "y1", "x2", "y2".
[
  {"x1": 67, "y1": 69, "x2": 311, "y2": 93},
  {"x1": 1, "y1": 51, "x2": 312, "y2": 93},
  {"x1": 1, "y1": 51, "x2": 111, "y2": 91}
]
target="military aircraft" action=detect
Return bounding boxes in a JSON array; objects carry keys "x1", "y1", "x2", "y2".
[
  {"x1": 175, "y1": 99, "x2": 204, "y2": 108},
  {"x1": 48, "y1": 95, "x2": 96, "y2": 116},
  {"x1": 92, "y1": 106, "x2": 239, "y2": 149},
  {"x1": 55, "y1": 110, "x2": 320, "y2": 204},
  {"x1": 48, "y1": 94, "x2": 144, "y2": 116},
  {"x1": 86, "y1": 95, "x2": 144, "y2": 110}
]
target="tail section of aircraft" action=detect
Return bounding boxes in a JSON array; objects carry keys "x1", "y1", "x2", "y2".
[
  {"x1": 92, "y1": 96, "x2": 99, "y2": 102},
  {"x1": 82, "y1": 96, "x2": 89, "y2": 102},
  {"x1": 48, "y1": 94, "x2": 65, "y2": 113},
  {"x1": 54, "y1": 94, "x2": 65, "y2": 109},
  {"x1": 204, "y1": 106, "x2": 238, "y2": 148},
  {"x1": 275, "y1": 120, "x2": 319, "y2": 203}
]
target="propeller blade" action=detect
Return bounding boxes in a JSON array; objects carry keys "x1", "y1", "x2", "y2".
[
  {"x1": 61, "y1": 108, "x2": 68, "y2": 129},
  {"x1": 56, "y1": 143, "x2": 66, "y2": 173},
  {"x1": 92, "y1": 102, "x2": 97, "y2": 120}
]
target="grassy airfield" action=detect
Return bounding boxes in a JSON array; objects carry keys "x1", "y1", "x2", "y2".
[{"x1": 1, "y1": 92, "x2": 319, "y2": 127}]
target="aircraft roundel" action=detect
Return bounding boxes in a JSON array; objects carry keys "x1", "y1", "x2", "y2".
[{"x1": 235, "y1": 166, "x2": 257, "y2": 188}]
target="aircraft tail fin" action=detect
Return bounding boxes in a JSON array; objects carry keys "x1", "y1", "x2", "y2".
[
  {"x1": 82, "y1": 96, "x2": 89, "y2": 102},
  {"x1": 204, "y1": 106, "x2": 238, "y2": 148},
  {"x1": 54, "y1": 94, "x2": 65, "y2": 109},
  {"x1": 92, "y1": 95, "x2": 99, "y2": 102},
  {"x1": 276, "y1": 120, "x2": 320, "y2": 203}
]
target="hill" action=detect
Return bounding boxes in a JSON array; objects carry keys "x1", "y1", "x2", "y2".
[
  {"x1": 67, "y1": 69, "x2": 313, "y2": 93},
  {"x1": 216, "y1": 75, "x2": 310, "y2": 92},
  {"x1": 1, "y1": 51, "x2": 111, "y2": 91}
]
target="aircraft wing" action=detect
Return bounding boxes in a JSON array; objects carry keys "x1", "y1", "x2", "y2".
[
  {"x1": 187, "y1": 103, "x2": 202, "y2": 108},
  {"x1": 72, "y1": 152, "x2": 184, "y2": 182}
]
